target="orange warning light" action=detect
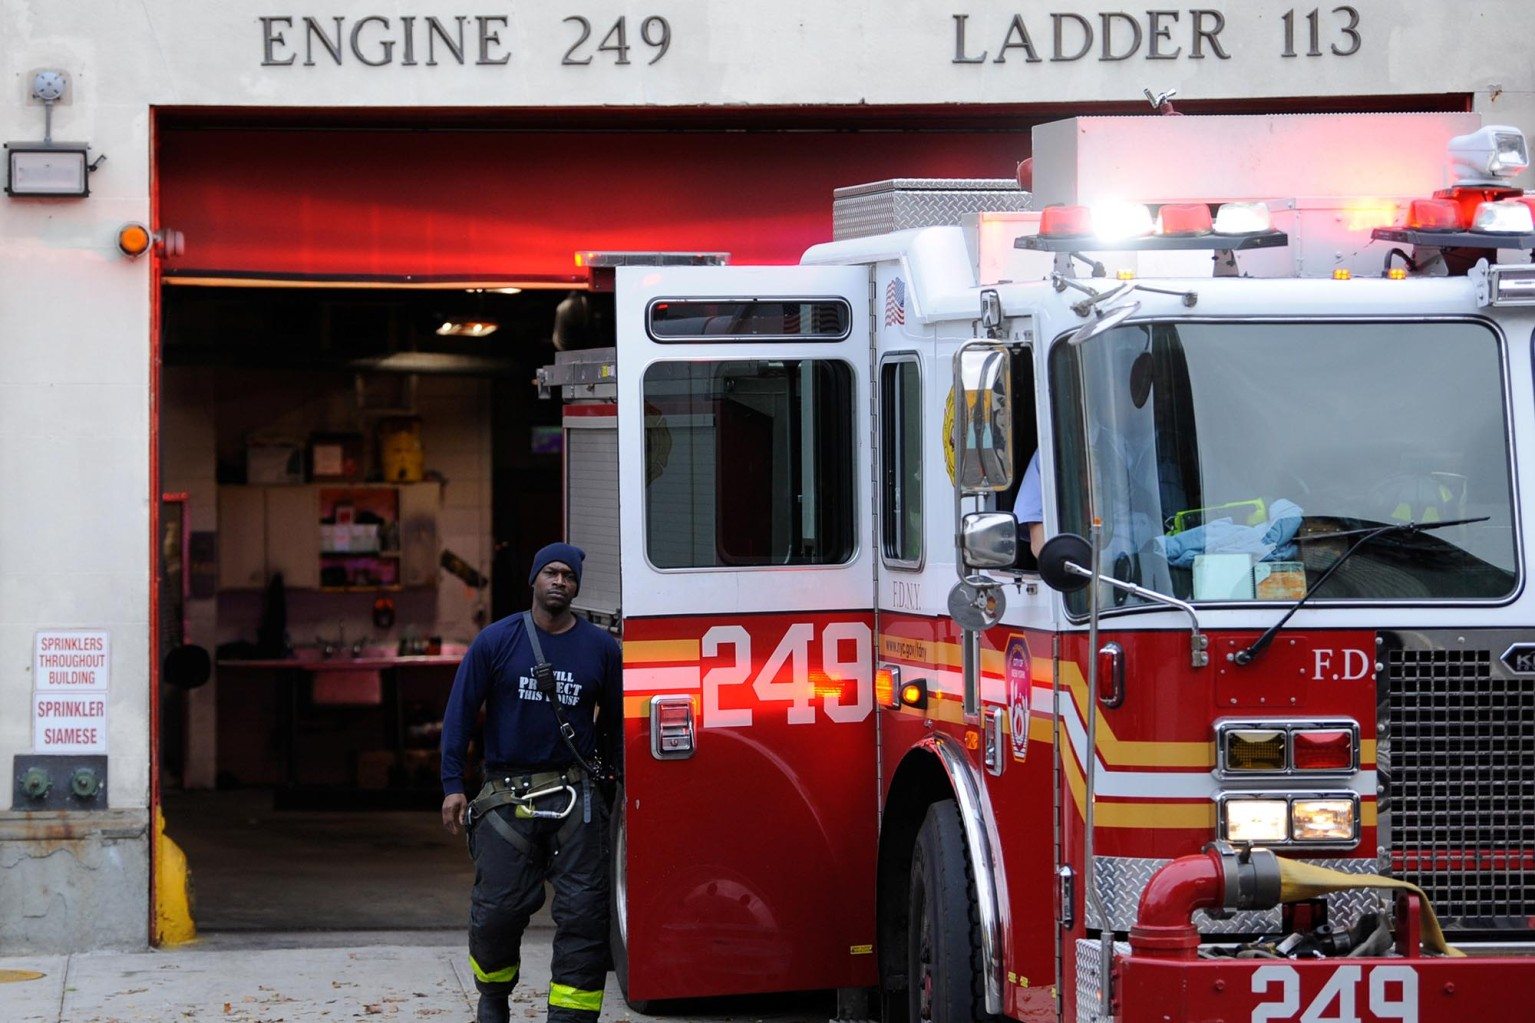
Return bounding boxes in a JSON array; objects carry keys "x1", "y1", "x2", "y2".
[{"x1": 117, "y1": 223, "x2": 152, "y2": 258}]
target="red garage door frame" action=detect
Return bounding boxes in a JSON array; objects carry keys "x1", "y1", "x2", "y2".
[{"x1": 154, "y1": 96, "x2": 1469, "y2": 285}]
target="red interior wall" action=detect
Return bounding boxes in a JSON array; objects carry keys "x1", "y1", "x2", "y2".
[{"x1": 158, "y1": 127, "x2": 1026, "y2": 280}]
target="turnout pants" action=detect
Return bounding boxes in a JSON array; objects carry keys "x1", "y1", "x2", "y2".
[{"x1": 467, "y1": 784, "x2": 611, "y2": 1023}]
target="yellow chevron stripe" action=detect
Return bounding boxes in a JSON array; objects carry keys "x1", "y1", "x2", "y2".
[
  {"x1": 1059, "y1": 745, "x2": 1216, "y2": 828},
  {"x1": 624, "y1": 638, "x2": 701, "y2": 664},
  {"x1": 1056, "y1": 662, "x2": 1214, "y2": 768}
]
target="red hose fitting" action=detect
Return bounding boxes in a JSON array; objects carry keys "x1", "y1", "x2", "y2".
[
  {"x1": 1129, "y1": 843, "x2": 1282, "y2": 960},
  {"x1": 1129, "y1": 846, "x2": 1224, "y2": 959}
]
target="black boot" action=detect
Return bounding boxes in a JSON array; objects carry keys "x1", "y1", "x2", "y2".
[{"x1": 477, "y1": 992, "x2": 511, "y2": 1023}]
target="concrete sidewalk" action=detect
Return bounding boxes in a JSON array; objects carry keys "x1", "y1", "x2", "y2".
[{"x1": 0, "y1": 930, "x2": 833, "y2": 1023}]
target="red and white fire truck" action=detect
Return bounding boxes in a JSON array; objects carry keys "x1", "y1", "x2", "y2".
[{"x1": 538, "y1": 112, "x2": 1535, "y2": 1023}]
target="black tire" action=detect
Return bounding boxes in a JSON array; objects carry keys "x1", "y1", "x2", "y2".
[
  {"x1": 907, "y1": 800, "x2": 991, "y2": 1023},
  {"x1": 610, "y1": 789, "x2": 655, "y2": 1015}
]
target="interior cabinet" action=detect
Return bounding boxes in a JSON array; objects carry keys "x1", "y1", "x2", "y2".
[
  {"x1": 218, "y1": 486, "x2": 321, "y2": 590},
  {"x1": 265, "y1": 487, "x2": 323, "y2": 588},
  {"x1": 217, "y1": 487, "x2": 269, "y2": 590},
  {"x1": 218, "y1": 483, "x2": 438, "y2": 591}
]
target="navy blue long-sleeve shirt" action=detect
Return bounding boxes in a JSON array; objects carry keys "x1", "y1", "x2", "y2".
[{"x1": 440, "y1": 613, "x2": 622, "y2": 796}]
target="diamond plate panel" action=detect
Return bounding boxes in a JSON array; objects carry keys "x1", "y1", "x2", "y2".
[
  {"x1": 832, "y1": 179, "x2": 1033, "y2": 240},
  {"x1": 1075, "y1": 938, "x2": 1130, "y2": 1023},
  {"x1": 1089, "y1": 855, "x2": 1389, "y2": 933}
]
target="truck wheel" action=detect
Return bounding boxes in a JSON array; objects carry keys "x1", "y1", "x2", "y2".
[
  {"x1": 907, "y1": 800, "x2": 990, "y2": 1023},
  {"x1": 610, "y1": 790, "x2": 655, "y2": 1015}
]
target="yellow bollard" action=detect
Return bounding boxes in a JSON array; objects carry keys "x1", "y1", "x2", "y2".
[{"x1": 154, "y1": 807, "x2": 198, "y2": 946}]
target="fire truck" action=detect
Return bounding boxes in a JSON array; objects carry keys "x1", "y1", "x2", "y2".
[{"x1": 537, "y1": 112, "x2": 1535, "y2": 1023}]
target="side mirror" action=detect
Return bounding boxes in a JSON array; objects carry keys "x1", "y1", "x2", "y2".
[
  {"x1": 953, "y1": 344, "x2": 1014, "y2": 492},
  {"x1": 1066, "y1": 300, "x2": 1141, "y2": 347},
  {"x1": 960, "y1": 512, "x2": 1019, "y2": 569},
  {"x1": 1037, "y1": 533, "x2": 1092, "y2": 592}
]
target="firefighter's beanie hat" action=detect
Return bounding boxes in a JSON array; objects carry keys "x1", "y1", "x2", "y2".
[{"x1": 529, "y1": 542, "x2": 585, "y2": 588}]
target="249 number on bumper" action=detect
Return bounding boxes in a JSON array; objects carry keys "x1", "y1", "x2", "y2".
[{"x1": 1252, "y1": 964, "x2": 1416, "y2": 1023}]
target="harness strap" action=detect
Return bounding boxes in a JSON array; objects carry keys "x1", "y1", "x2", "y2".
[{"x1": 479, "y1": 805, "x2": 533, "y2": 855}]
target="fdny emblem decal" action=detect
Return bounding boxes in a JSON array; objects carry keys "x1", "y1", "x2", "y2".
[{"x1": 1005, "y1": 636, "x2": 1031, "y2": 762}]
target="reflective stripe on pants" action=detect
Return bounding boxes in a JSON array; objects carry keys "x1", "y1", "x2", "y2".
[
  {"x1": 549, "y1": 982, "x2": 604, "y2": 1013},
  {"x1": 469, "y1": 955, "x2": 520, "y2": 985}
]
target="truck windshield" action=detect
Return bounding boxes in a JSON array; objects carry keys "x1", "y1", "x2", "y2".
[{"x1": 1047, "y1": 320, "x2": 1517, "y2": 611}]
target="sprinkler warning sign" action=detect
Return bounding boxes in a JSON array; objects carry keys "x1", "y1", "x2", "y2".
[{"x1": 34, "y1": 630, "x2": 109, "y2": 753}]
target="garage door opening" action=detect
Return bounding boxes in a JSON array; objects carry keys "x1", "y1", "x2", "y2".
[{"x1": 156, "y1": 279, "x2": 579, "y2": 931}]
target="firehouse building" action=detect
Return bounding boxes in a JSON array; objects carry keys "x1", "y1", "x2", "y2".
[{"x1": 1, "y1": 0, "x2": 1532, "y2": 955}]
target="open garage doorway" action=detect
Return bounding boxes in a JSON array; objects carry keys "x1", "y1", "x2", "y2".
[{"x1": 156, "y1": 280, "x2": 572, "y2": 931}]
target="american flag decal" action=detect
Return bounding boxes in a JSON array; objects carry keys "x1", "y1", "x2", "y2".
[{"x1": 884, "y1": 278, "x2": 906, "y2": 326}]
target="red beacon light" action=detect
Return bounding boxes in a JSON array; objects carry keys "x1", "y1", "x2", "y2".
[
  {"x1": 1155, "y1": 203, "x2": 1213, "y2": 237},
  {"x1": 1405, "y1": 198, "x2": 1462, "y2": 231},
  {"x1": 1038, "y1": 204, "x2": 1093, "y2": 238}
]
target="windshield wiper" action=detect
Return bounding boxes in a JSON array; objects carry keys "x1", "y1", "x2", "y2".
[{"x1": 1233, "y1": 516, "x2": 1489, "y2": 666}]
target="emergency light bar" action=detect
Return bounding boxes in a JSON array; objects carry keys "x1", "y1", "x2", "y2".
[
  {"x1": 1019, "y1": 200, "x2": 1287, "y2": 252},
  {"x1": 1371, "y1": 225, "x2": 1535, "y2": 251},
  {"x1": 1017, "y1": 230, "x2": 1287, "y2": 253}
]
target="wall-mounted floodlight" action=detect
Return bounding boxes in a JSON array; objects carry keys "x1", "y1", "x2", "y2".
[
  {"x1": 4, "y1": 71, "x2": 103, "y2": 198},
  {"x1": 6, "y1": 145, "x2": 91, "y2": 196}
]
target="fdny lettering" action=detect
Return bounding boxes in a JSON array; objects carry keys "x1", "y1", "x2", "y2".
[
  {"x1": 892, "y1": 580, "x2": 921, "y2": 610},
  {"x1": 517, "y1": 669, "x2": 581, "y2": 705},
  {"x1": 1312, "y1": 648, "x2": 1371, "y2": 682},
  {"x1": 702, "y1": 621, "x2": 873, "y2": 728},
  {"x1": 1251, "y1": 963, "x2": 1417, "y2": 1023}
]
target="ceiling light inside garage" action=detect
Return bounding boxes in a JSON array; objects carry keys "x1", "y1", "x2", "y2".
[{"x1": 436, "y1": 318, "x2": 498, "y2": 338}]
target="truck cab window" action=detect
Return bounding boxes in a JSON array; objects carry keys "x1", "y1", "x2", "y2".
[
  {"x1": 1049, "y1": 320, "x2": 1517, "y2": 612},
  {"x1": 642, "y1": 359, "x2": 855, "y2": 569},
  {"x1": 880, "y1": 356, "x2": 922, "y2": 566}
]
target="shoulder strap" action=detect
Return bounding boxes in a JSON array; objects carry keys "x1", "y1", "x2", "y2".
[{"x1": 522, "y1": 610, "x2": 547, "y2": 664}]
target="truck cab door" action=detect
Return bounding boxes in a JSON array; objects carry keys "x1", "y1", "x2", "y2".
[{"x1": 613, "y1": 265, "x2": 877, "y2": 1001}]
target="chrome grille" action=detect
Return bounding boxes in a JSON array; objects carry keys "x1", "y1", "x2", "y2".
[{"x1": 1386, "y1": 647, "x2": 1535, "y2": 931}]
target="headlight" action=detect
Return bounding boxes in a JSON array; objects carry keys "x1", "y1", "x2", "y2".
[
  {"x1": 1218, "y1": 793, "x2": 1360, "y2": 846},
  {"x1": 1223, "y1": 798, "x2": 1288, "y2": 843},
  {"x1": 1291, "y1": 798, "x2": 1357, "y2": 842}
]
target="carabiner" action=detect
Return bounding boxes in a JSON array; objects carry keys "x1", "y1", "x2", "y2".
[{"x1": 517, "y1": 784, "x2": 578, "y2": 820}]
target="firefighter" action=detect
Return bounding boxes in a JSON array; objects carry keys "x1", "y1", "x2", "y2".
[
  {"x1": 440, "y1": 543, "x2": 622, "y2": 1023},
  {"x1": 1015, "y1": 449, "x2": 1047, "y2": 557}
]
